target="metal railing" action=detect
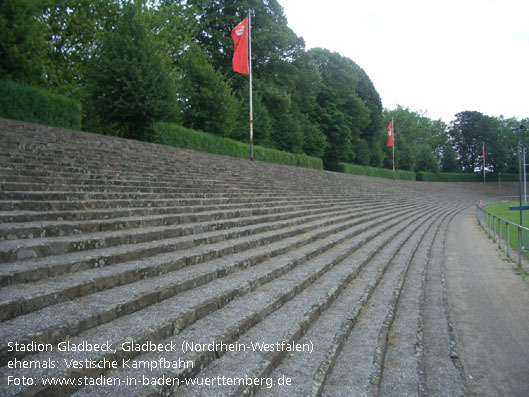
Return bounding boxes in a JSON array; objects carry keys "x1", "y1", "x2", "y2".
[{"x1": 476, "y1": 204, "x2": 529, "y2": 268}]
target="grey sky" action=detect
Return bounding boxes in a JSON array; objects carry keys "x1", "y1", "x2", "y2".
[{"x1": 278, "y1": 0, "x2": 529, "y2": 122}]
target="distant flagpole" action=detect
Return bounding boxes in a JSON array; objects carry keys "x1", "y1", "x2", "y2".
[
  {"x1": 392, "y1": 118, "x2": 395, "y2": 179},
  {"x1": 248, "y1": 11, "x2": 254, "y2": 161},
  {"x1": 482, "y1": 142, "x2": 486, "y2": 183},
  {"x1": 231, "y1": 14, "x2": 253, "y2": 160},
  {"x1": 387, "y1": 119, "x2": 395, "y2": 179}
]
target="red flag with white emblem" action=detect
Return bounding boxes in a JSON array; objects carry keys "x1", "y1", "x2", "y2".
[
  {"x1": 231, "y1": 18, "x2": 248, "y2": 74},
  {"x1": 387, "y1": 121, "x2": 394, "y2": 147}
]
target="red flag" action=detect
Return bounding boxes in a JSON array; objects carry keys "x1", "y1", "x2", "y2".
[
  {"x1": 387, "y1": 121, "x2": 393, "y2": 147},
  {"x1": 231, "y1": 18, "x2": 248, "y2": 74}
]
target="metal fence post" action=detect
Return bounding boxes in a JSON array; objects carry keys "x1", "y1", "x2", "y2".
[
  {"x1": 518, "y1": 226, "x2": 522, "y2": 266},
  {"x1": 492, "y1": 215, "x2": 498, "y2": 242},
  {"x1": 507, "y1": 222, "x2": 510, "y2": 258},
  {"x1": 499, "y1": 219, "x2": 502, "y2": 249}
]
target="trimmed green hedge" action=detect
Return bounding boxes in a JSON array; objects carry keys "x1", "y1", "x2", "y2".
[
  {"x1": 339, "y1": 162, "x2": 416, "y2": 181},
  {"x1": 416, "y1": 171, "x2": 519, "y2": 182},
  {"x1": 0, "y1": 80, "x2": 82, "y2": 129},
  {"x1": 148, "y1": 122, "x2": 323, "y2": 170}
]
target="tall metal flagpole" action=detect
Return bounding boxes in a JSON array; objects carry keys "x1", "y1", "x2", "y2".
[
  {"x1": 392, "y1": 118, "x2": 395, "y2": 179},
  {"x1": 248, "y1": 11, "x2": 254, "y2": 161},
  {"x1": 483, "y1": 142, "x2": 486, "y2": 183}
]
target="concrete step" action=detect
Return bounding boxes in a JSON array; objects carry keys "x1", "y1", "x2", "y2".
[
  {"x1": 0, "y1": 193, "x2": 350, "y2": 212},
  {"x1": 76, "y1": 202, "x2": 446, "y2": 397},
  {"x1": 0, "y1": 203, "x2": 376, "y2": 290},
  {"x1": 0, "y1": 197, "x2": 361, "y2": 243},
  {"x1": 0, "y1": 203, "x2": 422, "y2": 367},
  {"x1": 318, "y1": 209, "x2": 459, "y2": 396},
  {"x1": 0, "y1": 203, "x2": 384, "y2": 288},
  {"x1": 177, "y1": 208, "x2": 446, "y2": 396},
  {"x1": 0, "y1": 197, "x2": 356, "y2": 224},
  {"x1": 0, "y1": 201, "x2": 384, "y2": 271},
  {"x1": 0, "y1": 201, "x2": 434, "y2": 396},
  {"x1": 0, "y1": 204, "x2": 394, "y2": 318},
  {"x1": 0, "y1": 118, "x2": 488, "y2": 397},
  {"x1": 420, "y1": 213, "x2": 466, "y2": 396}
]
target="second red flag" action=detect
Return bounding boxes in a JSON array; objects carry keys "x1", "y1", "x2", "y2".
[{"x1": 387, "y1": 121, "x2": 393, "y2": 147}]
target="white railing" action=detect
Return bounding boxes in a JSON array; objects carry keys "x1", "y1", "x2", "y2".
[{"x1": 476, "y1": 203, "x2": 529, "y2": 269}]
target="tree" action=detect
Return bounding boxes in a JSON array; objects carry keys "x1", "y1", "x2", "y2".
[
  {"x1": 448, "y1": 111, "x2": 483, "y2": 171},
  {"x1": 345, "y1": 57, "x2": 384, "y2": 166},
  {"x1": 177, "y1": 44, "x2": 241, "y2": 138},
  {"x1": 308, "y1": 48, "x2": 370, "y2": 169},
  {"x1": 415, "y1": 144, "x2": 439, "y2": 173},
  {"x1": 85, "y1": 2, "x2": 177, "y2": 139},
  {"x1": 40, "y1": 0, "x2": 121, "y2": 97},
  {"x1": 233, "y1": 81, "x2": 273, "y2": 147},
  {"x1": 440, "y1": 143, "x2": 460, "y2": 172},
  {"x1": 383, "y1": 106, "x2": 447, "y2": 171},
  {"x1": 259, "y1": 81, "x2": 303, "y2": 153},
  {"x1": 0, "y1": 0, "x2": 49, "y2": 85},
  {"x1": 301, "y1": 114, "x2": 327, "y2": 158},
  {"x1": 352, "y1": 137, "x2": 371, "y2": 166},
  {"x1": 312, "y1": 97, "x2": 352, "y2": 171},
  {"x1": 186, "y1": 0, "x2": 304, "y2": 76}
]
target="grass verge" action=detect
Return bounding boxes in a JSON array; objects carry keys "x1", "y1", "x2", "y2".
[{"x1": 483, "y1": 201, "x2": 529, "y2": 257}]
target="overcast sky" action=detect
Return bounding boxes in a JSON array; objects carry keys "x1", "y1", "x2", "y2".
[{"x1": 277, "y1": 0, "x2": 529, "y2": 123}]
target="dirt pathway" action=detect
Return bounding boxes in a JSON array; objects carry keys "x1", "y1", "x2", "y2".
[{"x1": 445, "y1": 206, "x2": 529, "y2": 396}]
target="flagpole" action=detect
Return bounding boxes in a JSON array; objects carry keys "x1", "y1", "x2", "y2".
[
  {"x1": 392, "y1": 118, "x2": 395, "y2": 180},
  {"x1": 248, "y1": 11, "x2": 254, "y2": 161},
  {"x1": 483, "y1": 142, "x2": 486, "y2": 183}
]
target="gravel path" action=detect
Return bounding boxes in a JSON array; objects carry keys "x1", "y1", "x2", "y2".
[{"x1": 445, "y1": 207, "x2": 529, "y2": 396}]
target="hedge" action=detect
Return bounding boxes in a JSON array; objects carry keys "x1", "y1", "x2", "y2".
[
  {"x1": 148, "y1": 122, "x2": 323, "y2": 170},
  {"x1": 416, "y1": 171, "x2": 519, "y2": 182},
  {"x1": 0, "y1": 80, "x2": 82, "y2": 129},
  {"x1": 339, "y1": 162, "x2": 416, "y2": 181}
]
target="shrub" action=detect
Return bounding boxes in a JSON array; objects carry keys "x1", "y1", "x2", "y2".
[
  {"x1": 339, "y1": 162, "x2": 416, "y2": 180},
  {"x1": 416, "y1": 171, "x2": 518, "y2": 182},
  {"x1": 0, "y1": 79, "x2": 81, "y2": 129},
  {"x1": 147, "y1": 122, "x2": 323, "y2": 170}
]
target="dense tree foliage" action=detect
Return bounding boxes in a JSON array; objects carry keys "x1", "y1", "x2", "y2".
[
  {"x1": 85, "y1": 2, "x2": 177, "y2": 139},
  {"x1": 0, "y1": 0, "x2": 526, "y2": 173},
  {"x1": 383, "y1": 106, "x2": 447, "y2": 172},
  {"x1": 0, "y1": 0, "x2": 49, "y2": 85},
  {"x1": 448, "y1": 111, "x2": 527, "y2": 173}
]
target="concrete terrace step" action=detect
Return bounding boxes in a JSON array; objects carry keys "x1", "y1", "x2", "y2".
[
  {"x1": 0, "y1": 197, "x2": 357, "y2": 224},
  {"x1": 0, "y1": 173, "x2": 302, "y2": 193},
  {"x1": 84, "y1": 204, "x2": 450, "y2": 397},
  {"x1": 0, "y1": 206, "x2": 418, "y2": 370},
  {"x1": 0, "y1": 193, "x2": 346, "y2": 212},
  {"x1": 2, "y1": 201, "x2": 382, "y2": 285},
  {"x1": 0, "y1": 190, "x2": 304, "y2": 202},
  {"x1": 0, "y1": 118, "x2": 488, "y2": 396},
  {"x1": 0, "y1": 200, "x2": 388, "y2": 267},
  {"x1": 0, "y1": 202, "x2": 437, "y2": 396},
  {"x1": 320, "y1": 206, "x2": 466, "y2": 397},
  {"x1": 0, "y1": 200, "x2": 367, "y2": 260},
  {"x1": 0, "y1": 204, "x2": 376, "y2": 292},
  {"x1": 178, "y1": 205, "x2": 452, "y2": 397},
  {"x1": 0, "y1": 199, "x2": 361, "y2": 240},
  {"x1": 0, "y1": 173, "x2": 233, "y2": 188},
  {"x1": 375, "y1": 212, "x2": 451, "y2": 396},
  {"x1": 0, "y1": 202, "x2": 421, "y2": 346},
  {"x1": 420, "y1": 214, "x2": 466, "y2": 396}
]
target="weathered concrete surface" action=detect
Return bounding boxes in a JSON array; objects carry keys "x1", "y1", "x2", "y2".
[
  {"x1": 445, "y1": 208, "x2": 529, "y2": 397},
  {"x1": 0, "y1": 118, "x2": 525, "y2": 396}
]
